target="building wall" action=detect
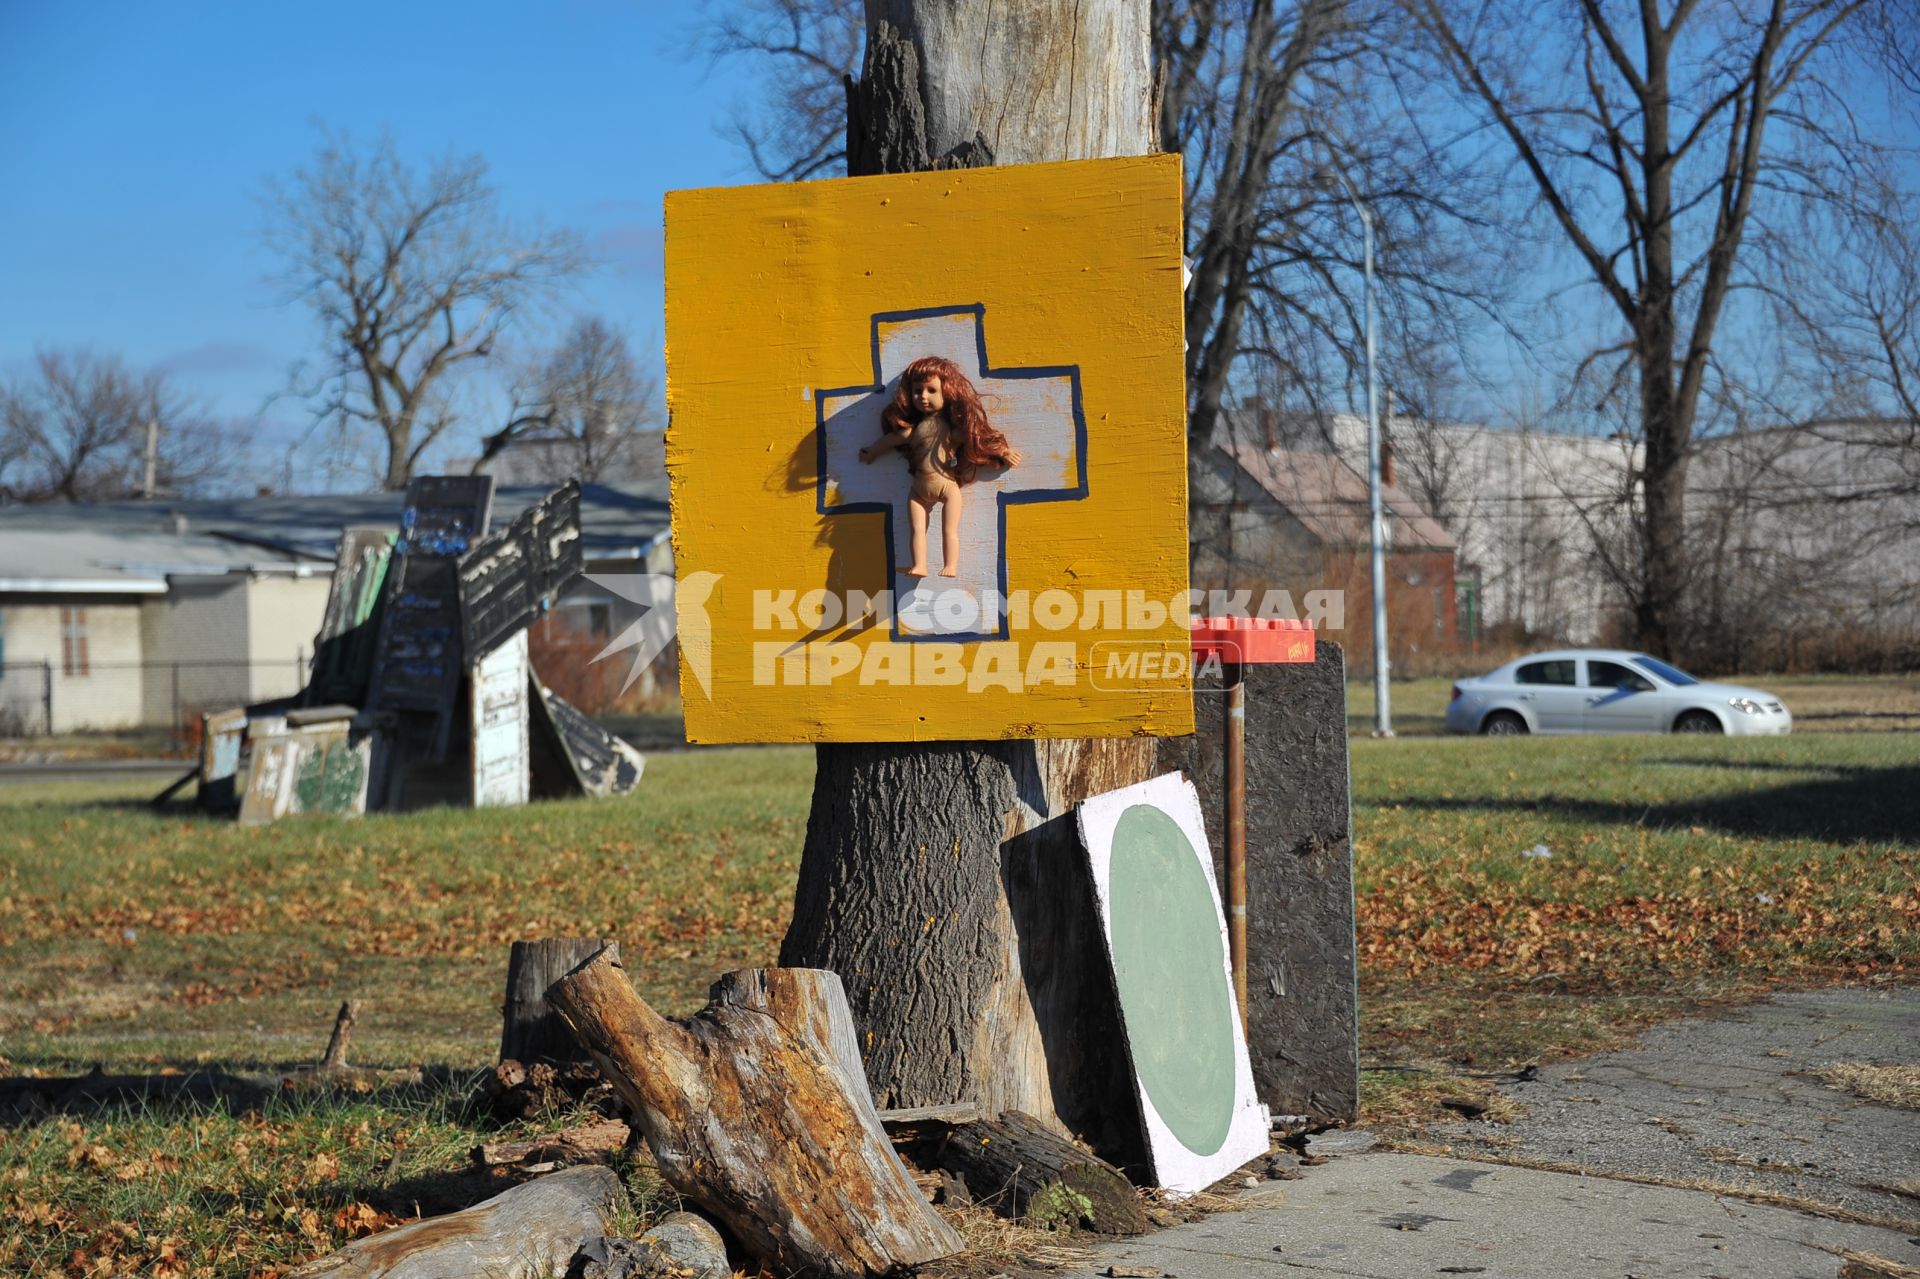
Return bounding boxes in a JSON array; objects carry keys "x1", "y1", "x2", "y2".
[
  {"x1": 244, "y1": 573, "x2": 331, "y2": 701},
  {"x1": 1325, "y1": 413, "x2": 1633, "y2": 643},
  {"x1": 139, "y1": 577, "x2": 255, "y2": 726},
  {"x1": 0, "y1": 596, "x2": 148, "y2": 731},
  {"x1": 1190, "y1": 451, "x2": 1459, "y2": 668}
]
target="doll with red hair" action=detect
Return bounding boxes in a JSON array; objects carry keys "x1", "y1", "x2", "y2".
[{"x1": 859, "y1": 356, "x2": 1023, "y2": 577}]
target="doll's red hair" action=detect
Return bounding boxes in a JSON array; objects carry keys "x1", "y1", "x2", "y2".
[{"x1": 883, "y1": 356, "x2": 1020, "y2": 484}]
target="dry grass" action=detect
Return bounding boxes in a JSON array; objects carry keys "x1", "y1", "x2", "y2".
[
  {"x1": 1811, "y1": 1062, "x2": 1920, "y2": 1110},
  {"x1": 922, "y1": 1201, "x2": 1098, "y2": 1277}
]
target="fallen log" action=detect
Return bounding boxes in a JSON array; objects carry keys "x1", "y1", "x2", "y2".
[
  {"x1": 929, "y1": 1110, "x2": 1147, "y2": 1236},
  {"x1": 548, "y1": 952, "x2": 963, "y2": 1278},
  {"x1": 286, "y1": 1164, "x2": 625, "y2": 1279},
  {"x1": 472, "y1": 1117, "x2": 635, "y2": 1170}
]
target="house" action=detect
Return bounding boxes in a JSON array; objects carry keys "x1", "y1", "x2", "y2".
[
  {"x1": 0, "y1": 480, "x2": 670, "y2": 734},
  {"x1": 1192, "y1": 437, "x2": 1460, "y2": 668}
]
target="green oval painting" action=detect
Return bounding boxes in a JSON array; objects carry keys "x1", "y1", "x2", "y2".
[{"x1": 1107, "y1": 803, "x2": 1236, "y2": 1156}]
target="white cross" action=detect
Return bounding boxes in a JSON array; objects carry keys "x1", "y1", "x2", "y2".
[{"x1": 816, "y1": 306, "x2": 1087, "y2": 639}]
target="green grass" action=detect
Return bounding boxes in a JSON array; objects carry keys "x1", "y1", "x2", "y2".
[{"x1": 2, "y1": 730, "x2": 1915, "y2": 1275}]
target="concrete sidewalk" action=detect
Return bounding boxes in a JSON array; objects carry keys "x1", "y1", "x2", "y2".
[{"x1": 1082, "y1": 1152, "x2": 1920, "y2": 1278}]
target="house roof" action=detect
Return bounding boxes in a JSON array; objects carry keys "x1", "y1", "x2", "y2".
[
  {"x1": 0, "y1": 479, "x2": 670, "y2": 594},
  {"x1": 1219, "y1": 443, "x2": 1458, "y2": 552}
]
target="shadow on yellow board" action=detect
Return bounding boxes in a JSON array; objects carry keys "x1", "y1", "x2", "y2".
[{"x1": 665, "y1": 154, "x2": 1192, "y2": 744}]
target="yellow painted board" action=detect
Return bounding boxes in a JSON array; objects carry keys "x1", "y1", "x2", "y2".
[{"x1": 665, "y1": 154, "x2": 1192, "y2": 743}]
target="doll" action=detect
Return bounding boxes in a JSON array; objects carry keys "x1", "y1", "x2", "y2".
[{"x1": 858, "y1": 356, "x2": 1023, "y2": 577}]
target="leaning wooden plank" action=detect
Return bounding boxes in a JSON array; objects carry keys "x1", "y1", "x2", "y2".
[
  {"x1": 527, "y1": 681, "x2": 644, "y2": 798},
  {"x1": 548, "y1": 952, "x2": 963, "y2": 1279},
  {"x1": 285, "y1": 1164, "x2": 623, "y2": 1279}
]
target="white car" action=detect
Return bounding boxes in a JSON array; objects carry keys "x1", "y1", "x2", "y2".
[{"x1": 1444, "y1": 650, "x2": 1792, "y2": 736}]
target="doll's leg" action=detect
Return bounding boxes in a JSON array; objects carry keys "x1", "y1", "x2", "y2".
[
  {"x1": 905, "y1": 496, "x2": 930, "y2": 577},
  {"x1": 939, "y1": 484, "x2": 963, "y2": 576}
]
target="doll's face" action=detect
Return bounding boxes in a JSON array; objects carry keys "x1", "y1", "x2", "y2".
[{"x1": 909, "y1": 374, "x2": 946, "y2": 417}]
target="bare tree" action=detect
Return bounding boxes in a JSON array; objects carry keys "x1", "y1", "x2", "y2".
[
  {"x1": 702, "y1": 0, "x2": 865, "y2": 180},
  {"x1": 473, "y1": 316, "x2": 663, "y2": 483},
  {"x1": 708, "y1": 0, "x2": 1501, "y2": 455},
  {"x1": 1406, "y1": 0, "x2": 1913, "y2": 659},
  {"x1": 264, "y1": 134, "x2": 582, "y2": 490},
  {"x1": 0, "y1": 350, "x2": 225, "y2": 503}
]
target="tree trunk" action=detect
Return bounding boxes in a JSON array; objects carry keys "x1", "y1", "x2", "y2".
[
  {"x1": 548, "y1": 951, "x2": 962, "y2": 1279},
  {"x1": 792, "y1": 0, "x2": 1158, "y2": 1156},
  {"x1": 500, "y1": 938, "x2": 617, "y2": 1065}
]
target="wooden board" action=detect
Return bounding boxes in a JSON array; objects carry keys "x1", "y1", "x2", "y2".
[
  {"x1": 458, "y1": 481, "x2": 583, "y2": 662},
  {"x1": 238, "y1": 722, "x2": 372, "y2": 826},
  {"x1": 527, "y1": 678, "x2": 644, "y2": 798},
  {"x1": 398, "y1": 475, "x2": 494, "y2": 556},
  {"x1": 664, "y1": 154, "x2": 1192, "y2": 743},
  {"x1": 1074, "y1": 771, "x2": 1270, "y2": 1194},
  {"x1": 365, "y1": 555, "x2": 462, "y2": 749},
  {"x1": 471, "y1": 630, "x2": 530, "y2": 808},
  {"x1": 197, "y1": 707, "x2": 247, "y2": 812},
  {"x1": 305, "y1": 527, "x2": 394, "y2": 705}
]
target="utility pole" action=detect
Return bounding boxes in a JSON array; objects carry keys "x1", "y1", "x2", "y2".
[{"x1": 142, "y1": 417, "x2": 159, "y2": 499}]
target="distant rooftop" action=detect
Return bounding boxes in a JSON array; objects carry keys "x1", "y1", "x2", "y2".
[
  {"x1": 0, "y1": 478, "x2": 670, "y2": 594},
  {"x1": 1219, "y1": 443, "x2": 1458, "y2": 552}
]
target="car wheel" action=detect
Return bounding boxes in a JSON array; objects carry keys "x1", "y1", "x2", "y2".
[
  {"x1": 1481, "y1": 711, "x2": 1528, "y2": 736},
  {"x1": 1673, "y1": 710, "x2": 1723, "y2": 734}
]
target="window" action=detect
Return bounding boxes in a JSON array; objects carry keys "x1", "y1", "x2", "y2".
[
  {"x1": 1631, "y1": 655, "x2": 1698, "y2": 686},
  {"x1": 1515, "y1": 659, "x2": 1576, "y2": 686},
  {"x1": 60, "y1": 607, "x2": 89, "y2": 676},
  {"x1": 1588, "y1": 660, "x2": 1654, "y2": 692}
]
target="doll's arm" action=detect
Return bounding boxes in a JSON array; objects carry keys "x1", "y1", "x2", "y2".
[{"x1": 859, "y1": 429, "x2": 908, "y2": 464}]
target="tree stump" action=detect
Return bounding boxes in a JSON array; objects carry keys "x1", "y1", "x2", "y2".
[
  {"x1": 784, "y1": 0, "x2": 1160, "y2": 1159},
  {"x1": 547, "y1": 950, "x2": 962, "y2": 1279},
  {"x1": 927, "y1": 1110, "x2": 1147, "y2": 1236},
  {"x1": 500, "y1": 938, "x2": 616, "y2": 1065}
]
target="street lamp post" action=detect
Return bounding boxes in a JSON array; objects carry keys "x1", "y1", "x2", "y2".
[{"x1": 1324, "y1": 167, "x2": 1393, "y2": 737}]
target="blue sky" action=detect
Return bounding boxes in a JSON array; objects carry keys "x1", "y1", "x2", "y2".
[{"x1": 0, "y1": 1, "x2": 756, "y2": 487}]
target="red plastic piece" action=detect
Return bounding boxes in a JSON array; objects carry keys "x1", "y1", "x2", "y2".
[{"x1": 1189, "y1": 616, "x2": 1316, "y2": 664}]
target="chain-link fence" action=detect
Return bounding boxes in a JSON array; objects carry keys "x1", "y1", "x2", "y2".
[{"x1": 0, "y1": 658, "x2": 309, "y2": 740}]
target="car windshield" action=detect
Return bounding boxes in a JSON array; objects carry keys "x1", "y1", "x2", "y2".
[{"x1": 1631, "y1": 655, "x2": 1698, "y2": 686}]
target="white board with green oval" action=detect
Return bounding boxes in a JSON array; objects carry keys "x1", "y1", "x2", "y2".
[{"x1": 1075, "y1": 771, "x2": 1270, "y2": 1194}]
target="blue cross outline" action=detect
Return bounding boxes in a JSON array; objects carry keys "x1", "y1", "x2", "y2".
[{"x1": 813, "y1": 304, "x2": 1090, "y2": 642}]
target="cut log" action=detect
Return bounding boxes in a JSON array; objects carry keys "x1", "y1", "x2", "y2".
[
  {"x1": 548, "y1": 950, "x2": 963, "y2": 1278},
  {"x1": 501, "y1": 938, "x2": 617, "y2": 1065},
  {"x1": 471, "y1": 1117, "x2": 634, "y2": 1170},
  {"x1": 928, "y1": 1110, "x2": 1147, "y2": 1236},
  {"x1": 285, "y1": 1164, "x2": 625, "y2": 1279}
]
